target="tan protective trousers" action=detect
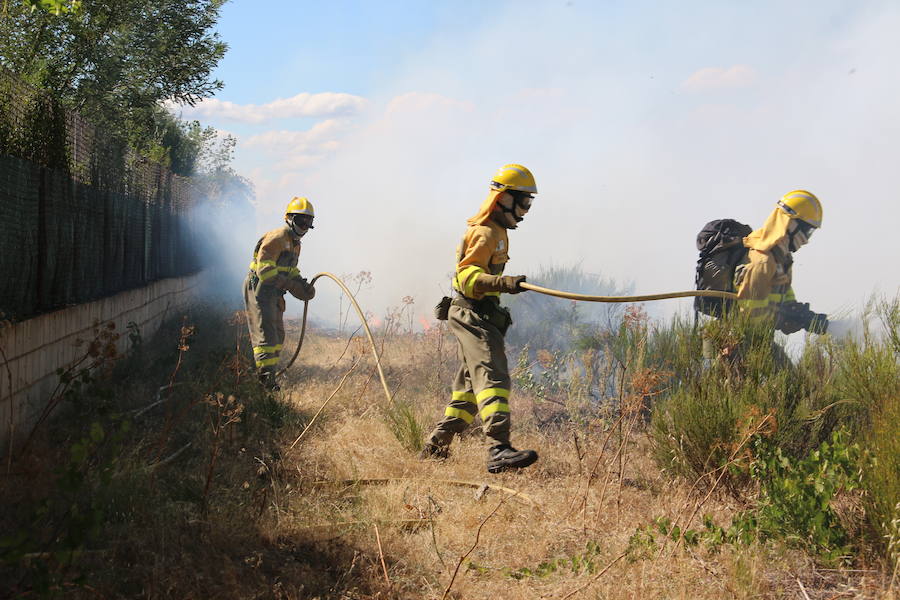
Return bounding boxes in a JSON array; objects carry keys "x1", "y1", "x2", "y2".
[
  {"x1": 425, "y1": 304, "x2": 511, "y2": 448},
  {"x1": 243, "y1": 275, "x2": 286, "y2": 375}
]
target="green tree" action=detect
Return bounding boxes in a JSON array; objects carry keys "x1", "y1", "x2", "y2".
[{"x1": 0, "y1": 0, "x2": 227, "y2": 165}]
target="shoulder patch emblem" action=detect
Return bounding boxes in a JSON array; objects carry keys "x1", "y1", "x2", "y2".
[{"x1": 497, "y1": 240, "x2": 506, "y2": 252}]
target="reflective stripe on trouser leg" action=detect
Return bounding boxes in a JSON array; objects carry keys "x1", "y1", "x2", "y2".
[
  {"x1": 447, "y1": 304, "x2": 512, "y2": 446},
  {"x1": 477, "y1": 387, "x2": 510, "y2": 445},
  {"x1": 425, "y1": 363, "x2": 477, "y2": 446},
  {"x1": 243, "y1": 277, "x2": 287, "y2": 375}
]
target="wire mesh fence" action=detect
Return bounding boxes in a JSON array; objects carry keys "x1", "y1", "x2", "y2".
[{"x1": 0, "y1": 69, "x2": 200, "y2": 321}]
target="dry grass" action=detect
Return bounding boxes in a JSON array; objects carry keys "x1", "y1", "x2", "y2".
[
  {"x1": 255, "y1": 323, "x2": 894, "y2": 600},
  {"x1": 1, "y1": 309, "x2": 894, "y2": 599}
]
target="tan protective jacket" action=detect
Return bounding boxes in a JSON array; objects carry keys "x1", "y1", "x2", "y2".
[
  {"x1": 452, "y1": 219, "x2": 510, "y2": 300},
  {"x1": 733, "y1": 208, "x2": 796, "y2": 318},
  {"x1": 249, "y1": 226, "x2": 304, "y2": 293},
  {"x1": 451, "y1": 190, "x2": 514, "y2": 300}
]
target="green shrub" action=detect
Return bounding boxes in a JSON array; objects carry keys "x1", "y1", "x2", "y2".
[
  {"x1": 746, "y1": 429, "x2": 863, "y2": 560},
  {"x1": 650, "y1": 312, "x2": 842, "y2": 491},
  {"x1": 834, "y1": 297, "x2": 900, "y2": 561}
]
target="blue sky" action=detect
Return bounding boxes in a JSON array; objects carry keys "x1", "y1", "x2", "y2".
[{"x1": 181, "y1": 1, "x2": 900, "y2": 324}]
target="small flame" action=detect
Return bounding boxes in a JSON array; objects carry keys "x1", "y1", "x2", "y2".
[{"x1": 419, "y1": 315, "x2": 432, "y2": 331}]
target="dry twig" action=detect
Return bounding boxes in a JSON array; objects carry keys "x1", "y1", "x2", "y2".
[
  {"x1": 442, "y1": 494, "x2": 511, "y2": 600},
  {"x1": 289, "y1": 358, "x2": 360, "y2": 449},
  {"x1": 374, "y1": 523, "x2": 390, "y2": 585},
  {"x1": 796, "y1": 576, "x2": 812, "y2": 600}
]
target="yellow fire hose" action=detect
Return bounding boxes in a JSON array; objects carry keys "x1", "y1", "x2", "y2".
[
  {"x1": 278, "y1": 276, "x2": 735, "y2": 387},
  {"x1": 519, "y1": 282, "x2": 737, "y2": 303},
  {"x1": 277, "y1": 272, "x2": 393, "y2": 404}
]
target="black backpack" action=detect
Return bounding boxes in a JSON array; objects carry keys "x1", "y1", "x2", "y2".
[{"x1": 694, "y1": 219, "x2": 752, "y2": 317}]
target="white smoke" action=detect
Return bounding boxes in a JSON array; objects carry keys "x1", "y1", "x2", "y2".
[{"x1": 220, "y1": 1, "x2": 900, "y2": 327}]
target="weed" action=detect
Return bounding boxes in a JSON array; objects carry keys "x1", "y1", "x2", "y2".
[{"x1": 384, "y1": 399, "x2": 424, "y2": 453}]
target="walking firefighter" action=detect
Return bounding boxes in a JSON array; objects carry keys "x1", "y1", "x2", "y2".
[
  {"x1": 422, "y1": 164, "x2": 539, "y2": 474},
  {"x1": 244, "y1": 197, "x2": 317, "y2": 391}
]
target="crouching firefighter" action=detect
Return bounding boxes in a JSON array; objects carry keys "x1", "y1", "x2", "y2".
[
  {"x1": 244, "y1": 197, "x2": 317, "y2": 391},
  {"x1": 422, "y1": 164, "x2": 539, "y2": 473},
  {"x1": 698, "y1": 190, "x2": 828, "y2": 366}
]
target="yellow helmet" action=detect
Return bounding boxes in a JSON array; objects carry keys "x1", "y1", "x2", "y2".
[
  {"x1": 285, "y1": 196, "x2": 315, "y2": 218},
  {"x1": 489, "y1": 164, "x2": 537, "y2": 194},
  {"x1": 777, "y1": 190, "x2": 822, "y2": 228}
]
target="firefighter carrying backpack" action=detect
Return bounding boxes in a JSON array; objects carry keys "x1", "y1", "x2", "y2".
[{"x1": 694, "y1": 219, "x2": 752, "y2": 317}]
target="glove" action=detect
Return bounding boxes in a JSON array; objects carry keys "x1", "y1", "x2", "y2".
[
  {"x1": 774, "y1": 302, "x2": 809, "y2": 334},
  {"x1": 473, "y1": 274, "x2": 527, "y2": 295},
  {"x1": 286, "y1": 278, "x2": 316, "y2": 301},
  {"x1": 500, "y1": 275, "x2": 527, "y2": 294},
  {"x1": 807, "y1": 312, "x2": 829, "y2": 334}
]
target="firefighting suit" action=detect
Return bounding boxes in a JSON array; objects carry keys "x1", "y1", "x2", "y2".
[
  {"x1": 734, "y1": 208, "x2": 798, "y2": 317},
  {"x1": 243, "y1": 226, "x2": 315, "y2": 382},
  {"x1": 425, "y1": 192, "x2": 521, "y2": 450},
  {"x1": 703, "y1": 207, "x2": 800, "y2": 366}
]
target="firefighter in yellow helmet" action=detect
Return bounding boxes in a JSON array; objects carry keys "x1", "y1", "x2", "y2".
[
  {"x1": 734, "y1": 190, "x2": 828, "y2": 335},
  {"x1": 243, "y1": 197, "x2": 317, "y2": 390},
  {"x1": 421, "y1": 164, "x2": 539, "y2": 473}
]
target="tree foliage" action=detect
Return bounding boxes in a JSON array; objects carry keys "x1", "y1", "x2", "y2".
[{"x1": 0, "y1": 0, "x2": 228, "y2": 173}]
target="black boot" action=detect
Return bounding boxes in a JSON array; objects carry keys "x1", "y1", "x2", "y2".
[
  {"x1": 486, "y1": 444, "x2": 538, "y2": 473},
  {"x1": 258, "y1": 371, "x2": 281, "y2": 392},
  {"x1": 419, "y1": 443, "x2": 449, "y2": 460}
]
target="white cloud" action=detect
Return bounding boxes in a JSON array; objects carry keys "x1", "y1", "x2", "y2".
[
  {"x1": 243, "y1": 119, "x2": 349, "y2": 153},
  {"x1": 239, "y1": 119, "x2": 350, "y2": 173},
  {"x1": 681, "y1": 65, "x2": 758, "y2": 92},
  {"x1": 175, "y1": 92, "x2": 368, "y2": 123}
]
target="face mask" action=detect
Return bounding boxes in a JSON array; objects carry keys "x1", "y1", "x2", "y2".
[
  {"x1": 788, "y1": 221, "x2": 814, "y2": 252},
  {"x1": 288, "y1": 214, "x2": 314, "y2": 237},
  {"x1": 494, "y1": 192, "x2": 533, "y2": 229}
]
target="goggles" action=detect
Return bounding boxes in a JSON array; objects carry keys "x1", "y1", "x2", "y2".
[
  {"x1": 291, "y1": 214, "x2": 314, "y2": 230},
  {"x1": 795, "y1": 220, "x2": 815, "y2": 238}
]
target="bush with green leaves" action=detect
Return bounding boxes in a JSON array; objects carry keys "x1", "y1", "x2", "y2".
[
  {"x1": 650, "y1": 311, "x2": 843, "y2": 492},
  {"x1": 746, "y1": 430, "x2": 863, "y2": 560},
  {"x1": 638, "y1": 430, "x2": 864, "y2": 563}
]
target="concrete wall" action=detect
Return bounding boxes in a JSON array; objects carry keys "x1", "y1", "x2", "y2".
[{"x1": 0, "y1": 274, "x2": 202, "y2": 449}]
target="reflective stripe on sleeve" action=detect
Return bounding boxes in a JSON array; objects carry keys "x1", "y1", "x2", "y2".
[
  {"x1": 444, "y1": 406, "x2": 475, "y2": 423},
  {"x1": 738, "y1": 297, "x2": 771, "y2": 309},
  {"x1": 480, "y1": 402, "x2": 510, "y2": 420},
  {"x1": 255, "y1": 357, "x2": 280, "y2": 367},
  {"x1": 475, "y1": 387, "x2": 510, "y2": 402},
  {"x1": 454, "y1": 265, "x2": 485, "y2": 297}
]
